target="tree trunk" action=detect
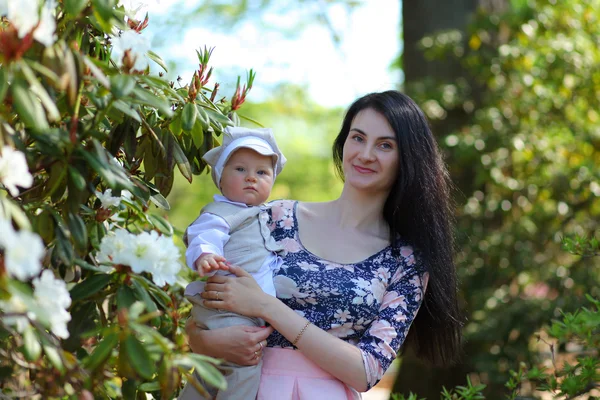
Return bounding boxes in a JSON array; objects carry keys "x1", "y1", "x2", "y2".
[{"x1": 394, "y1": 0, "x2": 509, "y2": 398}]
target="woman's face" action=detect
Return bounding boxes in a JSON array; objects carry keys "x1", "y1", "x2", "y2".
[{"x1": 342, "y1": 108, "x2": 399, "y2": 194}]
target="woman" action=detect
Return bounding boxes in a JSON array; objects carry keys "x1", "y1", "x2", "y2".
[{"x1": 185, "y1": 90, "x2": 462, "y2": 399}]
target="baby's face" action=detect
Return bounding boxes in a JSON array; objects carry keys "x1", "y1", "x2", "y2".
[{"x1": 220, "y1": 148, "x2": 275, "y2": 206}]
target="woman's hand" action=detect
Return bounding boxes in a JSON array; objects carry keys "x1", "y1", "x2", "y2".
[
  {"x1": 185, "y1": 319, "x2": 273, "y2": 366},
  {"x1": 201, "y1": 265, "x2": 272, "y2": 319}
]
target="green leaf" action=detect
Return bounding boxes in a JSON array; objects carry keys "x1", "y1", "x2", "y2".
[
  {"x1": 138, "y1": 381, "x2": 161, "y2": 392},
  {"x1": 111, "y1": 74, "x2": 136, "y2": 98},
  {"x1": 43, "y1": 345, "x2": 65, "y2": 374},
  {"x1": 143, "y1": 144, "x2": 158, "y2": 181},
  {"x1": 66, "y1": 212, "x2": 88, "y2": 251},
  {"x1": 204, "y1": 107, "x2": 234, "y2": 127},
  {"x1": 123, "y1": 335, "x2": 155, "y2": 379},
  {"x1": 64, "y1": 0, "x2": 88, "y2": 17},
  {"x1": 11, "y1": 80, "x2": 49, "y2": 131},
  {"x1": 68, "y1": 166, "x2": 87, "y2": 191},
  {"x1": 172, "y1": 134, "x2": 193, "y2": 182},
  {"x1": 73, "y1": 258, "x2": 107, "y2": 273},
  {"x1": 0, "y1": 67, "x2": 8, "y2": 104},
  {"x1": 70, "y1": 273, "x2": 112, "y2": 302},
  {"x1": 23, "y1": 326, "x2": 42, "y2": 362},
  {"x1": 62, "y1": 301, "x2": 98, "y2": 352},
  {"x1": 116, "y1": 285, "x2": 137, "y2": 311},
  {"x1": 84, "y1": 331, "x2": 118, "y2": 371},
  {"x1": 84, "y1": 56, "x2": 110, "y2": 88},
  {"x1": 148, "y1": 214, "x2": 173, "y2": 235},
  {"x1": 190, "y1": 119, "x2": 204, "y2": 148},
  {"x1": 150, "y1": 169, "x2": 175, "y2": 199},
  {"x1": 54, "y1": 223, "x2": 75, "y2": 265},
  {"x1": 184, "y1": 353, "x2": 226, "y2": 390},
  {"x1": 181, "y1": 103, "x2": 197, "y2": 132},
  {"x1": 169, "y1": 113, "x2": 182, "y2": 136},
  {"x1": 147, "y1": 50, "x2": 168, "y2": 73},
  {"x1": 112, "y1": 100, "x2": 142, "y2": 122},
  {"x1": 238, "y1": 113, "x2": 264, "y2": 127},
  {"x1": 20, "y1": 61, "x2": 60, "y2": 122},
  {"x1": 129, "y1": 322, "x2": 174, "y2": 353},
  {"x1": 132, "y1": 87, "x2": 173, "y2": 117},
  {"x1": 149, "y1": 193, "x2": 170, "y2": 210},
  {"x1": 130, "y1": 279, "x2": 159, "y2": 314},
  {"x1": 0, "y1": 196, "x2": 32, "y2": 230}
]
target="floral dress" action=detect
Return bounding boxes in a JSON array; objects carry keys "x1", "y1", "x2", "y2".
[{"x1": 265, "y1": 200, "x2": 428, "y2": 390}]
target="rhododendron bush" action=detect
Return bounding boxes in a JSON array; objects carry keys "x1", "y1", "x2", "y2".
[{"x1": 0, "y1": 0, "x2": 253, "y2": 397}]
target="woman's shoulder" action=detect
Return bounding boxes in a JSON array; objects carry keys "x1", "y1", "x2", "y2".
[{"x1": 390, "y1": 236, "x2": 427, "y2": 275}]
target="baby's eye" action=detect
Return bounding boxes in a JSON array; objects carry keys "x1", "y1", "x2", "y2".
[
  {"x1": 235, "y1": 167, "x2": 245, "y2": 172},
  {"x1": 257, "y1": 170, "x2": 266, "y2": 175}
]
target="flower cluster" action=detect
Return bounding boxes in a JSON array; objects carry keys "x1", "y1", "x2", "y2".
[
  {"x1": 0, "y1": 216, "x2": 72, "y2": 338},
  {"x1": 1, "y1": 270, "x2": 72, "y2": 338},
  {"x1": 0, "y1": 146, "x2": 33, "y2": 197},
  {"x1": 0, "y1": 0, "x2": 57, "y2": 47},
  {"x1": 96, "y1": 229, "x2": 182, "y2": 287},
  {"x1": 95, "y1": 188, "x2": 132, "y2": 209},
  {"x1": 0, "y1": 217, "x2": 44, "y2": 280}
]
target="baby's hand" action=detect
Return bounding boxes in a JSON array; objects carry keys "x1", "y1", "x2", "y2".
[{"x1": 195, "y1": 253, "x2": 229, "y2": 276}]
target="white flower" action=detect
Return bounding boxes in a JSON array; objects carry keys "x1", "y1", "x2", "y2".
[
  {"x1": 96, "y1": 229, "x2": 133, "y2": 265},
  {"x1": 120, "y1": 190, "x2": 133, "y2": 201},
  {"x1": 0, "y1": 146, "x2": 33, "y2": 197},
  {"x1": 0, "y1": 218, "x2": 16, "y2": 248},
  {"x1": 1, "y1": 0, "x2": 56, "y2": 47},
  {"x1": 149, "y1": 235, "x2": 181, "y2": 286},
  {"x1": 96, "y1": 229, "x2": 181, "y2": 287},
  {"x1": 0, "y1": 220, "x2": 44, "y2": 281},
  {"x1": 0, "y1": 290, "x2": 31, "y2": 333},
  {"x1": 120, "y1": 230, "x2": 160, "y2": 274},
  {"x1": 32, "y1": 270, "x2": 71, "y2": 338},
  {"x1": 95, "y1": 189, "x2": 122, "y2": 208},
  {"x1": 111, "y1": 29, "x2": 151, "y2": 71},
  {"x1": 1, "y1": 270, "x2": 71, "y2": 338},
  {"x1": 118, "y1": 0, "x2": 158, "y2": 18}
]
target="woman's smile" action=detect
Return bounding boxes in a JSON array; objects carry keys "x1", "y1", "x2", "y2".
[{"x1": 352, "y1": 164, "x2": 376, "y2": 174}]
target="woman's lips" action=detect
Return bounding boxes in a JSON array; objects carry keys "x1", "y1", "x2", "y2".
[{"x1": 353, "y1": 165, "x2": 376, "y2": 173}]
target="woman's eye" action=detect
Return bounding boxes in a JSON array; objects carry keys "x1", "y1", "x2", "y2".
[
  {"x1": 352, "y1": 135, "x2": 364, "y2": 142},
  {"x1": 379, "y1": 142, "x2": 393, "y2": 150}
]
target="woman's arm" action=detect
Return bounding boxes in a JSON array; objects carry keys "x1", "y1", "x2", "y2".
[
  {"x1": 202, "y1": 267, "x2": 369, "y2": 392},
  {"x1": 185, "y1": 319, "x2": 273, "y2": 365},
  {"x1": 263, "y1": 293, "x2": 369, "y2": 392}
]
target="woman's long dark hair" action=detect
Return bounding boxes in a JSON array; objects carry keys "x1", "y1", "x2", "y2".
[{"x1": 333, "y1": 91, "x2": 462, "y2": 366}]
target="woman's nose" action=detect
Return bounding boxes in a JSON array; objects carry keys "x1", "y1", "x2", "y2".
[{"x1": 358, "y1": 145, "x2": 376, "y2": 162}]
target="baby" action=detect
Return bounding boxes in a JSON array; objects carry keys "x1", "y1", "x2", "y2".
[{"x1": 179, "y1": 127, "x2": 286, "y2": 400}]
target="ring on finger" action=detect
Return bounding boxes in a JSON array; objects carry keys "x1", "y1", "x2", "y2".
[
  {"x1": 259, "y1": 341, "x2": 264, "y2": 351},
  {"x1": 253, "y1": 351, "x2": 259, "y2": 359},
  {"x1": 215, "y1": 291, "x2": 220, "y2": 301}
]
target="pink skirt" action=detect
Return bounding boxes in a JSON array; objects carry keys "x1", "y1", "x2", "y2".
[{"x1": 257, "y1": 348, "x2": 361, "y2": 400}]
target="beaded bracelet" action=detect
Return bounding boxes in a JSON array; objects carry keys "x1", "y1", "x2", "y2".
[{"x1": 292, "y1": 321, "x2": 311, "y2": 346}]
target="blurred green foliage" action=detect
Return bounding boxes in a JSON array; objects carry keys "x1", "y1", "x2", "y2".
[{"x1": 400, "y1": 0, "x2": 600, "y2": 397}]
